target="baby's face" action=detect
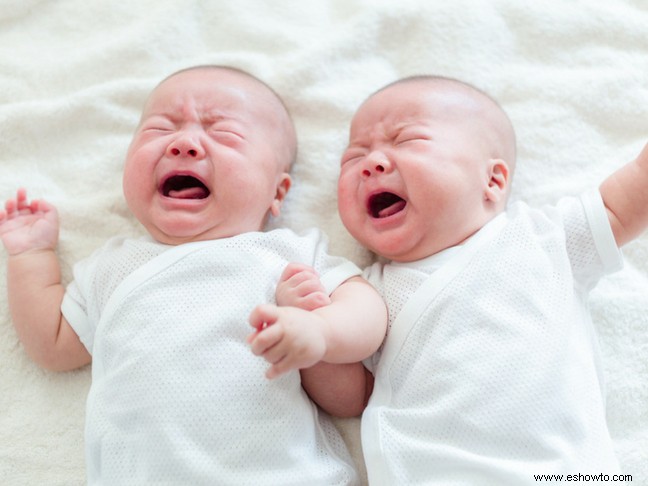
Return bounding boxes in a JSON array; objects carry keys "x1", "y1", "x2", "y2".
[
  {"x1": 337, "y1": 81, "x2": 504, "y2": 262},
  {"x1": 123, "y1": 68, "x2": 292, "y2": 244}
]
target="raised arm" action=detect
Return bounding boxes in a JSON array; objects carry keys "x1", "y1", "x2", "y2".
[
  {"x1": 0, "y1": 189, "x2": 90, "y2": 371},
  {"x1": 600, "y1": 142, "x2": 648, "y2": 246}
]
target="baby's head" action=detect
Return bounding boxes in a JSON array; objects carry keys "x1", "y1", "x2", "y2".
[
  {"x1": 123, "y1": 65, "x2": 296, "y2": 245},
  {"x1": 337, "y1": 75, "x2": 516, "y2": 262}
]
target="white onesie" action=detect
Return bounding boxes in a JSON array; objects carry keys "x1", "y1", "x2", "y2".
[
  {"x1": 62, "y1": 228, "x2": 360, "y2": 486},
  {"x1": 362, "y1": 191, "x2": 623, "y2": 485}
]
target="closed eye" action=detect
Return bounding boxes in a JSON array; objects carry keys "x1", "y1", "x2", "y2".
[
  {"x1": 341, "y1": 148, "x2": 366, "y2": 166},
  {"x1": 208, "y1": 129, "x2": 244, "y2": 147},
  {"x1": 141, "y1": 116, "x2": 175, "y2": 132},
  {"x1": 209, "y1": 128, "x2": 243, "y2": 139},
  {"x1": 143, "y1": 125, "x2": 174, "y2": 132},
  {"x1": 395, "y1": 134, "x2": 431, "y2": 145},
  {"x1": 144, "y1": 127, "x2": 174, "y2": 133}
]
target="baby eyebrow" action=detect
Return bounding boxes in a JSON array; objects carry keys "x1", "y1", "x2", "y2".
[
  {"x1": 139, "y1": 114, "x2": 175, "y2": 129},
  {"x1": 340, "y1": 145, "x2": 368, "y2": 166},
  {"x1": 200, "y1": 112, "x2": 230, "y2": 125},
  {"x1": 346, "y1": 138, "x2": 368, "y2": 149},
  {"x1": 343, "y1": 145, "x2": 367, "y2": 156},
  {"x1": 390, "y1": 120, "x2": 428, "y2": 134}
]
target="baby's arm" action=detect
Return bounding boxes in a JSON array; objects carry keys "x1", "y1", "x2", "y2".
[
  {"x1": 248, "y1": 274, "x2": 386, "y2": 376},
  {"x1": 299, "y1": 360, "x2": 376, "y2": 418},
  {"x1": 600, "y1": 142, "x2": 648, "y2": 246},
  {"x1": 0, "y1": 189, "x2": 90, "y2": 371},
  {"x1": 250, "y1": 263, "x2": 380, "y2": 416}
]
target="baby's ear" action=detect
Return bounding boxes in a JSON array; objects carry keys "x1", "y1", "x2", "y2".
[
  {"x1": 270, "y1": 173, "x2": 292, "y2": 217},
  {"x1": 484, "y1": 159, "x2": 509, "y2": 204}
]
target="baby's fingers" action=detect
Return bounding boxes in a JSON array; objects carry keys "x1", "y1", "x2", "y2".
[
  {"x1": 265, "y1": 359, "x2": 292, "y2": 380},
  {"x1": 248, "y1": 304, "x2": 283, "y2": 352},
  {"x1": 249, "y1": 304, "x2": 279, "y2": 332},
  {"x1": 280, "y1": 263, "x2": 317, "y2": 283},
  {"x1": 4, "y1": 189, "x2": 45, "y2": 218},
  {"x1": 248, "y1": 323, "x2": 283, "y2": 357},
  {"x1": 16, "y1": 188, "x2": 29, "y2": 210},
  {"x1": 4, "y1": 196, "x2": 17, "y2": 216},
  {"x1": 264, "y1": 343, "x2": 320, "y2": 380},
  {"x1": 5, "y1": 188, "x2": 27, "y2": 214},
  {"x1": 276, "y1": 265, "x2": 330, "y2": 310}
]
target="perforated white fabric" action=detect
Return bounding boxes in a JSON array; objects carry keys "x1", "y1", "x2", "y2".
[
  {"x1": 362, "y1": 191, "x2": 623, "y2": 485},
  {"x1": 62, "y1": 228, "x2": 360, "y2": 485}
]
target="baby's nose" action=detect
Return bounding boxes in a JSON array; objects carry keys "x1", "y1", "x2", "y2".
[
  {"x1": 362, "y1": 151, "x2": 391, "y2": 177},
  {"x1": 167, "y1": 134, "x2": 205, "y2": 159},
  {"x1": 362, "y1": 163, "x2": 385, "y2": 178},
  {"x1": 170, "y1": 146, "x2": 197, "y2": 157}
]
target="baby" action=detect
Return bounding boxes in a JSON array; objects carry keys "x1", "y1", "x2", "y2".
[
  {"x1": 0, "y1": 65, "x2": 386, "y2": 485},
  {"x1": 275, "y1": 75, "x2": 648, "y2": 484}
]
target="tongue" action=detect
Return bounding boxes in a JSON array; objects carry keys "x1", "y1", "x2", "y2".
[
  {"x1": 169, "y1": 187, "x2": 208, "y2": 199},
  {"x1": 378, "y1": 199, "x2": 406, "y2": 218}
]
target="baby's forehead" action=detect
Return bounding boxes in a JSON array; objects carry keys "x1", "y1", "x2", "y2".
[
  {"x1": 356, "y1": 79, "x2": 502, "y2": 132},
  {"x1": 141, "y1": 71, "x2": 289, "y2": 137},
  {"x1": 147, "y1": 70, "x2": 268, "y2": 109},
  {"x1": 375, "y1": 79, "x2": 484, "y2": 110},
  {"x1": 354, "y1": 84, "x2": 453, "y2": 124}
]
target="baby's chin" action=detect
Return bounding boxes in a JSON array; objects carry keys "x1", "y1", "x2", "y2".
[
  {"x1": 362, "y1": 237, "x2": 422, "y2": 263},
  {"x1": 144, "y1": 219, "x2": 217, "y2": 246},
  {"x1": 149, "y1": 215, "x2": 270, "y2": 246}
]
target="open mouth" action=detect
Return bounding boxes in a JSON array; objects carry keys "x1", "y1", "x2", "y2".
[
  {"x1": 160, "y1": 175, "x2": 210, "y2": 200},
  {"x1": 368, "y1": 192, "x2": 406, "y2": 218}
]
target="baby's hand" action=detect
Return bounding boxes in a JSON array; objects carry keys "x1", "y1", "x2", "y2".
[
  {"x1": 276, "y1": 263, "x2": 331, "y2": 310},
  {"x1": 248, "y1": 304, "x2": 328, "y2": 379},
  {"x1": 0, "y1": 189, "x2": 59, "y2": 256}
]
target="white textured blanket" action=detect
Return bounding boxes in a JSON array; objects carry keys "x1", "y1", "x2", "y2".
[{"x1": 1, "y1": 1, "x2": 646, "y2": 484}]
